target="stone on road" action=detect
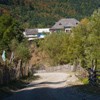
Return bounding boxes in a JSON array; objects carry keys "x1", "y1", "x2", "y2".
[{"x1": 4, "y1": 72, "x2": 100, "y2": 100}]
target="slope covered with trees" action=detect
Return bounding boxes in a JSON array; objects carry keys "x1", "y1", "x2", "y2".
[{"x1": 0, "y1": 0, "x2": 100, "y2": 28}]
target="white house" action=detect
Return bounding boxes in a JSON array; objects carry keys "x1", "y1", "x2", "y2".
[
  {"x1": 50, "y1": 18, "x2": 79, "y2": 33},
  {"x1": 23, "y1": 28, "x2": 50, "y2": 40},
  {"x1": 38, "y1": 28, "x2": 50, "y2": 33}
]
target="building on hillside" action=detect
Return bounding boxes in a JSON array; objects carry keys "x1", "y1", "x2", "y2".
[
  {"x1": 23, "y1": 29, "x2": 38, "y2": 40},
  {"x1": 23, "y1": 28, "x2": 50, "y2": 40},
  {"x1": 50, "y1": 18, "x2": 79, "y2": 33},
  {"x1": 38, "y1": 28, "x2": 50, "y2": 33}
]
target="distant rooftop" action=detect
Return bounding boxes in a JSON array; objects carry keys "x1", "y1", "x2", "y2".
[
  {"x1": 51, "y1": 18, "x2": 79, "y2": 29},
  {"x1": 25, "y1": 29, "x2": 38, "y2": 35}
]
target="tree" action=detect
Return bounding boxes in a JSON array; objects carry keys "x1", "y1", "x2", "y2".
[
  {"x1": 40, "y1": 33, "x2": 70, "y2": 65},
  {"x1": 86, "y1": 9, "x2": 100, "y2": 70},
  {"x1": 71, "y1": 9, "x2": 100, "y2": 69},
  {"x1": 15, "y1": 41, "x2": 31, "y2": 62},
  {"x1": 68, "y1": 24, "x2": 88, "y2": 67},
  {"x1": 0, "y1": 14, "x2": 24, "y2": 52}
]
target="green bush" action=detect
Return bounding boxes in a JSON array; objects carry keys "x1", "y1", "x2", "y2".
[
  {"x1": 40, "y1": 32, "x2": 70, "y2": 65},
  {"x1": 15, "y1": 41, "x2": 31, "y2": 62},
  {"x1": 81, "y1": 78, "x2": 89, "y2": 84}
]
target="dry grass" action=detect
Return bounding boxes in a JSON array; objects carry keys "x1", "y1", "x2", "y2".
[{"x1": 29, "y1": 47, "x2": 52, "y2": 68}]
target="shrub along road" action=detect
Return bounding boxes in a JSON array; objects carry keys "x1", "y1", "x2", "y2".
[{"x1": 4, "y1": 72, "x2": 100, "y2": 100}]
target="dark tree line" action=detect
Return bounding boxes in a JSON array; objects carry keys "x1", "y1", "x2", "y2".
[{"x1": 0, "y1": 0, "x2": 100, "y2": 28}]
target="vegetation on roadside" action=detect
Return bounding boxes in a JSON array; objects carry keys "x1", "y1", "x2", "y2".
[
  {"x1": 39, "y1": 9, "x2": 100, "y2": 70},
  {"x1": 80, "y1": 78, "x2": 89, "y2": 85},
  {"x1": 0, "y1": 14, "x2": 32, "y2": 86},
  {"x1": 0, "y1": 14, "x2": 31, "y2": 64}
]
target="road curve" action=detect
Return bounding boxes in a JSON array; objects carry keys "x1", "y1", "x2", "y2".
[{"x1": 4, "y1": 72, "x2": 100, "y2": 100}]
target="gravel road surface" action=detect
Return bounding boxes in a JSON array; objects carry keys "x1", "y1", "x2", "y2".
[{"x1": 4, "y1": 72, "x2": 100, "y2": 100}]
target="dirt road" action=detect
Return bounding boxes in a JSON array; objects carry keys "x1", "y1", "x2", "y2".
[{"x1": 4, "y1": 72, "x2": 100, "y2": 100}]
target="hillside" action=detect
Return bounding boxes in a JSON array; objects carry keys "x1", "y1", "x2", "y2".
[{"x1": 0, "y1": 0, "x2": 100, "y2": 28}]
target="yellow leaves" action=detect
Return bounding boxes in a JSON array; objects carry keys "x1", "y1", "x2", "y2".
[{"x1": 80, "y1": 18, "x2": 89, "y2": 25}]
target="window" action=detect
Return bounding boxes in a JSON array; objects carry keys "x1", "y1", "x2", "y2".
[
  {"x1": 59, "y1": 23, "x2": 62, "y2": 25},
  {"x1": 76, "y1": 22, "x2": 78, "y2": 25}
]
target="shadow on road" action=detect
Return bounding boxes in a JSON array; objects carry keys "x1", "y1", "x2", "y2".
[
  {"x1": 27, "y1": 80, "x2": 67, "y2": 87},
  {"x1": 3, "y1": 84, "x2": 100, "y2": 100},
  {"x1": 0, "y1": 75, "x2": 40, "y2": 100}
]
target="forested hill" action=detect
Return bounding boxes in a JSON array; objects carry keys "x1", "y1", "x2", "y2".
[{"x1": 0, "y1": 0, "x2": 100, "y2": 28}]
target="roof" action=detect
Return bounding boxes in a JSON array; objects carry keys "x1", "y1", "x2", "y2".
[
  {"x1": 25, "y1": 29, "x2": 38, "y2": 35},
  {"x1": 51, "y1": 18, "x2": 79, "y2": 29}
]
